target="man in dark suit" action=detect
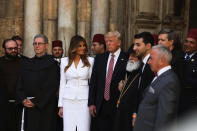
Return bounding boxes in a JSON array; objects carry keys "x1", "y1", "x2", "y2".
[
  {"x1": 91, "y1": 34, "x2": 106, "y2": 55},
  {"x1": 52, "y1": 40, "x2": 64, "y2": 131},
  {"x1": 88, "y1": 31, "x2": 128, "y2": 131},
  {"x1": 134, "y1": 45, "x2": 180, "y2": 131},
  {"x1": 158, "y1": 29, "x2": 184, "y2": 80},
  {"x1": 179, "y1": 28, "x2": 197, "y2": 116},
  {"x1": 133, "y1": 32, "x2": 155, "y2": 104}
]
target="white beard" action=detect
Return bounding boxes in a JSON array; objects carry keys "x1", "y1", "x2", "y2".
[{"x1": 126, "y1": 60, "x2": 141, "y2": 72}]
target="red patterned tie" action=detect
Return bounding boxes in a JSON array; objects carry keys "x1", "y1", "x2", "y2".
[{"x1": 104, "y1": 54, "x2": 114, "y2": 101}]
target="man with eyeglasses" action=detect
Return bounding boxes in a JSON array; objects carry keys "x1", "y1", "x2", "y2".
[
  {"x1": 0, "y1": 39, "x2": 24, "y2": 131},
  {"x1": 16, "y1": 34, "x2": 60, "y2": 131}
]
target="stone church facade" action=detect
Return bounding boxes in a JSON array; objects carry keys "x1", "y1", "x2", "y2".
[{"x1": 0, "y1": 0, "x2": 191, "y2": 57}]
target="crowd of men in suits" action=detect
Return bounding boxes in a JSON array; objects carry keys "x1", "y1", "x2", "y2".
[{"x1": 0, "y1": 27, "x2": 197, "y2": 131}]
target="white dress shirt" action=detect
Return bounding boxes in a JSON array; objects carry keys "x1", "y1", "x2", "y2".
[
  {"x1": 184, "y1": 51, "x2": 197, "y2": 59},
  {"x1": 142, "y1": 54, "x2": 150, "y2": 72},
  {"x1": 106, "y1": 48, "x2": 121, "y2": 74},
  {"x1": 152, "y1": 65, "x2": 171, "y2": 83}
]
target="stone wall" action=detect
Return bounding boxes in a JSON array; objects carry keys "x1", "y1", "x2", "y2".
[
  {"x1": 0, "y1": 0, "x2": 125, "y2": 57},
  {"x1": 0, "y1": 0, "x2": 189, "y2": 57},
  {"x1": 0, "y1": 0, "x2": 24, "y2": 56}
]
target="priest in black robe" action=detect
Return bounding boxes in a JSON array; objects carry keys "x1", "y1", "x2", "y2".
[
  {"x1": 16, "y1": 34, "x2": 60, "y2": 131},
  {"x1": 113, "y1": 45, "x2": 141, "y2": 131}
]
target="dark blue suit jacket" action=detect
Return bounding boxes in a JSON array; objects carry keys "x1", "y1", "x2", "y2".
[
  {"x1": 183, "y1": 52, "x2": 197, "y2": 87},
  {"x1": 88, "y1": 50, "x2": 128, "y2": 114},
  {"x1": 138, "y1": 63, "x2": 154, "y2": 104}
]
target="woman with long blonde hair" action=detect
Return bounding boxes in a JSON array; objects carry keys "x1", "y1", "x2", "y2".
[{"x1": 58, "y1": 35, "x2": 94, "y2": 131}]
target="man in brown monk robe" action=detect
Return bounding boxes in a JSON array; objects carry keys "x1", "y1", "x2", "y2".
[{"x1": 0, "y1": 39, "x2": 24, "y2": 131}]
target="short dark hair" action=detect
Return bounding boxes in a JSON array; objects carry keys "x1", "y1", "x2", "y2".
[
  {"x1": 158, "y1": 29, "x2": 174, "y2": 40},
  {"x1": 134, "y1": 32, "x2": 154, "y2": 46},
  {"x1": 11, "y1": 35, "x2": 23, "y2": 42},
  {"x1": 158, "y1": 29, "x2": 182, "y2": 50},
  {"x1": 2, "y1": 39, "x2": 17, "y2": 49}
]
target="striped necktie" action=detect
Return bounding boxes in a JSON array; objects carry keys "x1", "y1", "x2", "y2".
[{"x1": 104, "y1": 54, "x2": 114, "y2": 101}]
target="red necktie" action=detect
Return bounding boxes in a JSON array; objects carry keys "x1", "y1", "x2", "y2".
[{"x1": 104, "y1": 54, "x2": 114, "y2": 101}]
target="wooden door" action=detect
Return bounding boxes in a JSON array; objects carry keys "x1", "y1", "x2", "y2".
[{"x1": 123, "y1": 0, "x2": 190, "y2": 50}]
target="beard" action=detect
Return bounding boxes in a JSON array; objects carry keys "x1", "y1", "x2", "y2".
[
  {"x1": 5, "y1": 52, "x2": 18, "y2": 59},
  {"x1": 126, "y1": 60, "x2": 141, "y2": 72}
]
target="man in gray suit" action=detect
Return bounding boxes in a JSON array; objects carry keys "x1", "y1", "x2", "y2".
[{"x1": 133, "y1": 44, "x2": 180, "y2": 131}]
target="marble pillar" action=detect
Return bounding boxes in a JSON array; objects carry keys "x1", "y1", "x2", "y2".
[
  {"x1": 109, "y1": 0, "x2": 118, "y2": 31},
  {"x1": 58, "y1": 0, "x2": 76, "y2": 56},
  {"x1": 91, "y1": 0, "x2": 109, "y2": 39},
  {"x1": 43, "y1": 0, "x2": 58, "y2": 53},
  {"x1": 77, "y1": 0, "x2": 91, "y2": 47},
  {"x1": 23, "y1": 0, "x2": 42, "y2": 58}
]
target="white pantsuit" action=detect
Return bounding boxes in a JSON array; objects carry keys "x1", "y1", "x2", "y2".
[{"x1": 58, "y1": 57, "x2": 94, "y2": 131}]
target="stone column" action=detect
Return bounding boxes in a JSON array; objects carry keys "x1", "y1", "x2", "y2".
[
  {"x1": 77, "y1": 0, "x2": 91, "y2": 47},
  {"x1": 109, "y1": 0, "x2": 118, "y2": 31},
  {"x1": 91, "y1": 0, "x2": 109, "y2": 39},
  {"x1": 58, "y1": 0, "x2": 76, "y2": 56},
  {"x1": 43, "y1": 0, "x2": 58, "y2": 54},
  {"x1": 23, "y1": 0, "x2": 42, "y2": 58}
]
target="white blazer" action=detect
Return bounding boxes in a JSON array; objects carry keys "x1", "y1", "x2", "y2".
[{"x1": 58, "y1": 57, "x2": 94, "y2": 107}]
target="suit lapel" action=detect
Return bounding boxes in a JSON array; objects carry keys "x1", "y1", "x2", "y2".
[
  {"x1": 151, "y1": 69, "x2": 173, "y2": 87},
  {"x1": 69, "y1": 61, "x2": 77, "y2": 73},
  {"x1": 102, "y1": 52, "x2": 110, "y2": 81},
  {"x1": 139, "y1": 63, "x2": 149, "y2": 85},
  {"x1": 111, "y1": 51, "x2": 126, "y2": 82},
  {"x1": 144, "y1": 70, "x2": 172, "y2": 96},
  {"x1": 191, "y1": 52, "x2": 197, "y2": 60}
]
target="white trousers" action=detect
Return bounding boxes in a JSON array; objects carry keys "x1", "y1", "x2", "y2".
[{"x1": 63, "y1": 99, "x2": 90, "y2": 131}]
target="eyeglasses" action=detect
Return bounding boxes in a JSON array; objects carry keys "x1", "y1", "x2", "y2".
[
  {"x1": 33, "y1": 42, "x2": 45, "y2": 46},
  {"x1": 6, "y1": 47, "x2": 18, "y2": 51}
]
